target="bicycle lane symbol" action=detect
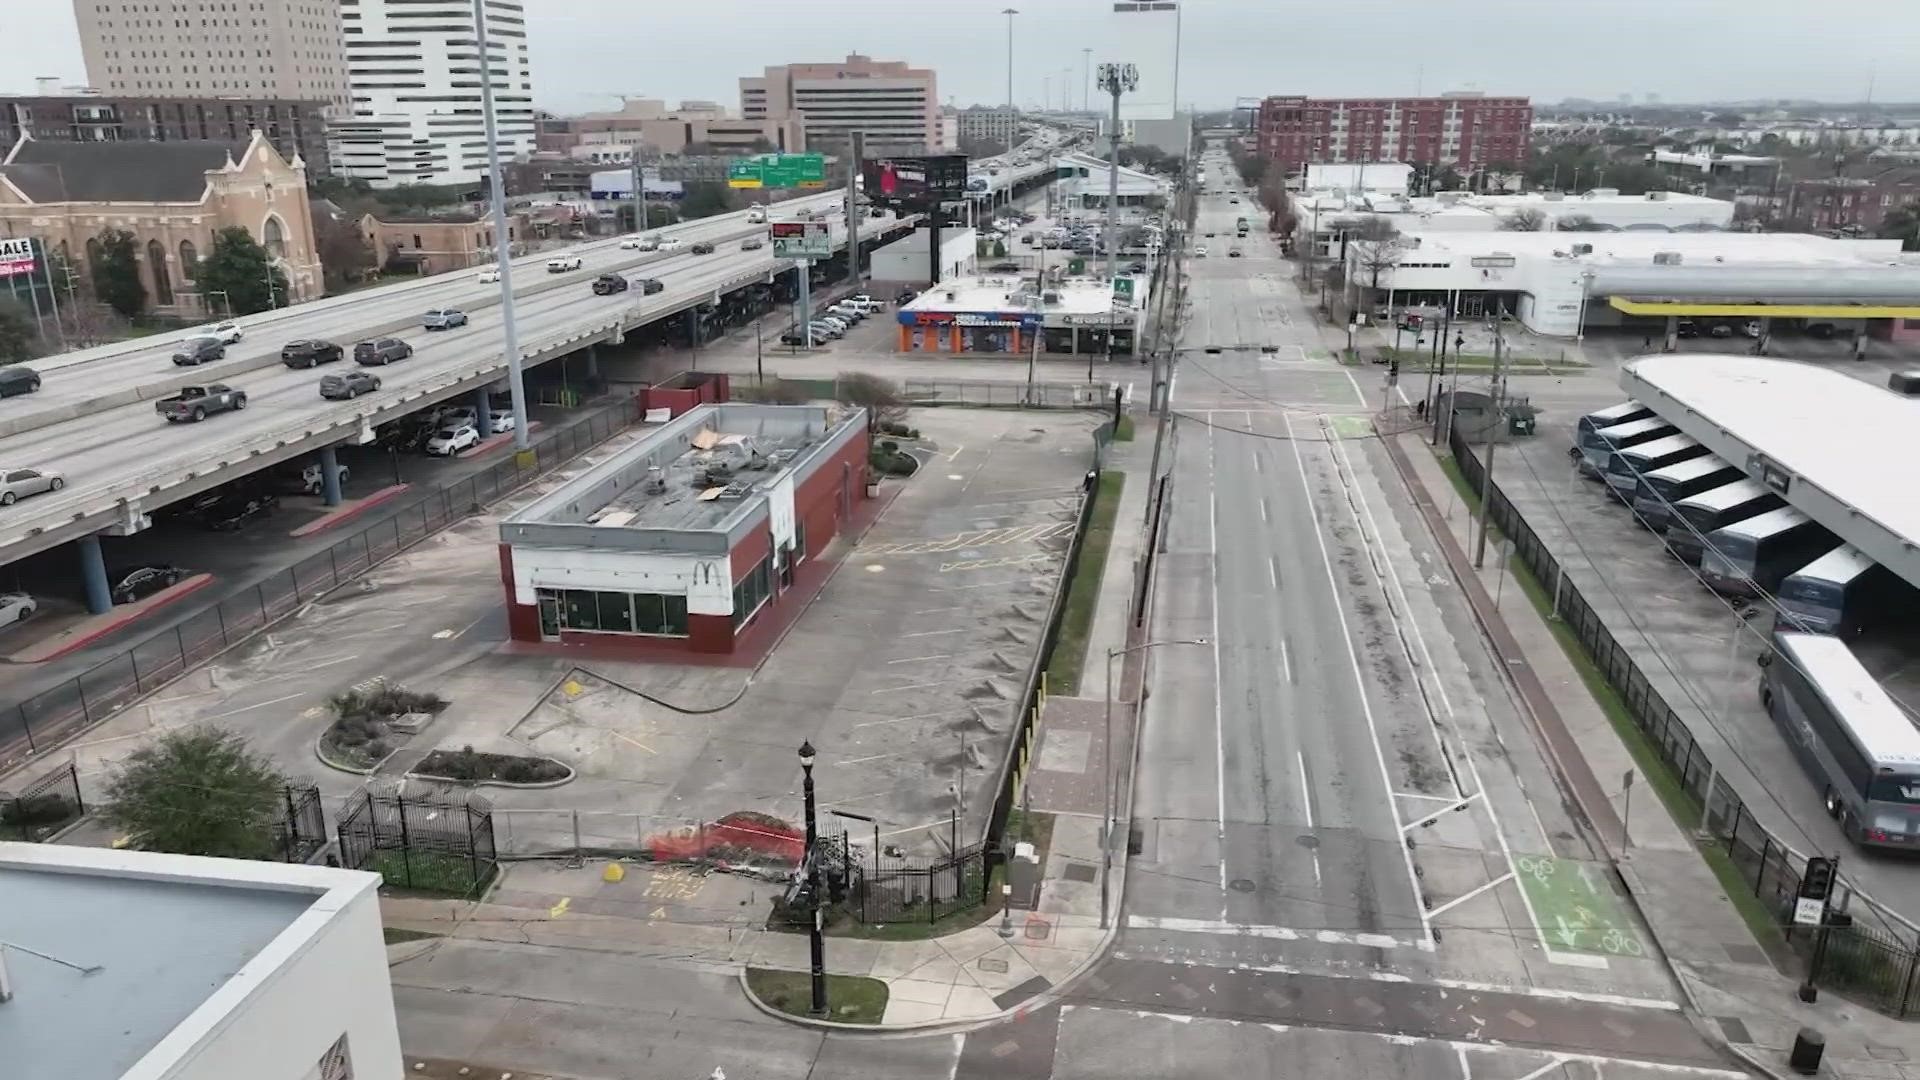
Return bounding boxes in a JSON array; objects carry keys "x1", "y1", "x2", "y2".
[{"x1": 1514, "y1": 855, "x2": 1647, "y2": 958}]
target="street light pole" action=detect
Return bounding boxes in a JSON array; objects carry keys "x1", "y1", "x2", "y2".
[
  {"x1": 798, "y1": 740, "x2": 828, "y2": 1018},
  {"x1": 472, "y1": 0, "x2": 531, "y2": 455},
  {"x1": 1081, "y1": 48, "x2": 1092, "y2": 113},
  {"x1": 1101, "y1": 636, "x2": 1207, "y2": 929},
  {"x1": 1002, "y1": 8, "x2": 1020, "y2": 157}
]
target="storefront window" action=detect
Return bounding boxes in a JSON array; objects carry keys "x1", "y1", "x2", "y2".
[
  {"x1": 541, "y1": 588, "x2": 688, "y2": 638},
  {"x1": 732, "y1": 557, "x2": 772, "y2": 628}
]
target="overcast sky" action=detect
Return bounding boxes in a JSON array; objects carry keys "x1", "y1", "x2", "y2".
[{"x1": 8, "y1": 0, "x2": 1920, "y2": 115}]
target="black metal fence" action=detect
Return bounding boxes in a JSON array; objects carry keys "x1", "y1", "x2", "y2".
[
  {"x1": 783, "y1": 820, "x2": 989, "y2": 926},
  {"x1": 1447, "y1": 426, "x2": 1920, "y2": 1016},
  {"x1": 2, "y1": 398, "x2": 642, "y2": 762},
  {"x1": 336, "y1": 788, "x2": 498, "y2": 898},
  {"x1": 902, "y1": 378, "x2": 1123, "y2": 410},
  {"x1": 268, "y1": 784, "x2": 329, "y2": 864},
  {"x1": 0, "y1": 761, "x2": 85, "y2": 841}
]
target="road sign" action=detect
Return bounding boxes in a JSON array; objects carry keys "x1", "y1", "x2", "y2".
[
  {"x1": 0, "y1": 237, "x2": 36, "y2": 278},
  {"x1": 728, "y1": 154, "x2": 826, "y2": 190},
  {"x1": 1793, "y1": 896, "x2": 1826, "y2": 927},
  {"x1": 771, "y1": 221, "x2": 832, "y2": 259},
  {"x1": 1112, "y1": 276, "x2": 1136, "y2": 306}
]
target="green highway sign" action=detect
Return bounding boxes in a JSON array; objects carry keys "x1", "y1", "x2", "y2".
[
  {"x1": 727, "y1": 153, "x2": 827, "y2": 190},
  {"x1": 1112, "y1": 276, "x2": 1136, "y2": 305}
]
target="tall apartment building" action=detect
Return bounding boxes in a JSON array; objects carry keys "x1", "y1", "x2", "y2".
[
  {"x1": 69, "y1": 0, "x2": 349, "y2": 108},
  {"x1": 329, "y1": 0, "x2": 535, "y2": 188},
  {"x1": 1255, "y1": 92, "x2": 1532, "y2": 175},
  {"x1": 740, "y1": 54, "x2": 938, "y2": 155}
]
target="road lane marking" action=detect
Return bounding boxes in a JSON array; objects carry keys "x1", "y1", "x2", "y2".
[
  {"x1": 1124, "y1": 916, "x2": 1426, "y2": 951},
  {"x1": 1210, "y1": 423, "x2": 1228, "y2": 904},
  {"x1": 1283, "y1": 411, "x2": 1434, "y2": 949},
  {"x1": 1402, "y1": 791, "x2": 1482, "y2": 833},
  {"x1": 1267, "y1": 556, "x2": 1278, "y2": 589},
  {"x1": 887, "y1": 654, "x2": 952, "y2": 664},
  {"x1": 1280, "y1": 636, "x2": 1293, "y2": 683},
  {"x1": 1297, "y1": 750, "x2": 1321, "y2": 888},
  {"x1": 1260, "y1": 497, "x2": 1270, "y2": 523},
  {"x1": 1101, "y1": 954, "x2": 1684, "y2": 1012},
  {"x1": 1425, "y1": 872, "x2": 1516, "y2": 919}
]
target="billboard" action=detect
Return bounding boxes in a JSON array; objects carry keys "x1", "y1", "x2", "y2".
[
  {"x1": 861, "y1": 155, "x2": 969, "y2": 210},
  {"x1": 770, "y1": 221, "x2": 832, "y2": 259},
  {"x1": 0, "y1": 237, "x2": 37, "y2": 278}
]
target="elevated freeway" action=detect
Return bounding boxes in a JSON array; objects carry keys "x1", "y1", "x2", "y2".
[{"x1": 0, "y1": 189, "x2": 912, "y2": 585}]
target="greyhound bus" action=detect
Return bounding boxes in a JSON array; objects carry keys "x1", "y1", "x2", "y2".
[
  {"x1": 1631, "y1": 456, "x2": 1743, "y2": 534},
  {"x1": 1763, "y1": 630, "x2": 1920, "y2": 848},
  {"x1": 1777, "y1": 547, "x2": 1919, "y2": 638},
  {"x1": 1666, "y1": 480, "x2": 1784, "y2": 566},
  {"x1": 1573, "y1": 402, "x2": 1655, "y2": 471},
  {"x1": 1604, "y1": 433, "x2": 1710, "y2": 502},
  {"x1": 1578, "y1": 416, "x2": 1675, "y2": 478},
  {"x1": 1699, "y1": 507, "x2": 1836, "y2": 598}
]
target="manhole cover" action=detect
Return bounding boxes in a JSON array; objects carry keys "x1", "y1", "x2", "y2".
[
  {"x1": 1228, "y1": 878, "x2": 1256, "y2": 893},
  {"x1": 1297, "y1": 834, "x2": 1321, "y2": 850},
  {"x1": 978, "y1": 956, "x2": 1010, "y2": 974},
  {"x1": 1063, "y1": 862, "x2": 1096, "y2": 883}
]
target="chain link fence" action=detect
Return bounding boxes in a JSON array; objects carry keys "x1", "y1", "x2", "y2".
[{"x1": 3, "y1": 398, "x2": 641, "y2": 764}]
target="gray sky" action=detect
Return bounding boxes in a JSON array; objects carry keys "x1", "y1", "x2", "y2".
[{"x1": 7, "y1": 0, "x2": 1920, "y2": 114}]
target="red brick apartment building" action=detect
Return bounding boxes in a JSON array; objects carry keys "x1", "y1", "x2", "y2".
[{"x1": 1255, "y1": 93, "x2": 1532, "y2": 175}]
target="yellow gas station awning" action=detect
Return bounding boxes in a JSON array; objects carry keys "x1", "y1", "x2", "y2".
[{"x1": 1608, "y1": 297, "x2": 1920, "y2": 319}]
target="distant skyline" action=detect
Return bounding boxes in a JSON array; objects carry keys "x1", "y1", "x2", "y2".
[{"x1": 5, "y1": 1, "x2": 1919, "y2": 116}]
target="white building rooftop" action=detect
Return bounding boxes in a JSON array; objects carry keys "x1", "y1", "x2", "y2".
[
  {"x1": 1298, "y1": 188, "x2": 1733, "y2": 232},
  {"x1": 901, "y1": 274, "x2": 1131, "y2": 319}
]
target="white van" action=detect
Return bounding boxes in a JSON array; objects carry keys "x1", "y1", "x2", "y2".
[{"x1": 746, "y1": 206, "x2": 768, "y2": 224}]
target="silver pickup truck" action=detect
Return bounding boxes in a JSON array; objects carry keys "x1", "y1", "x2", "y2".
[{"x1": 156, "y1": 383, "x2": 247, "y2": 422}]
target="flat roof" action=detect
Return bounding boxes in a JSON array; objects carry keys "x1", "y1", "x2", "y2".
[
  {"x1": 1401, "y1": 229, "x2": 1913, "y2": 267},
  {"x1": 1610, "y1": 298, "x2": 1920, "y2": 318},
  {"x1": 899, "y1": 275, "x2": 1131, "y2": 318},
  {"x1": 1622, "y1": 355, "x2": 1920, "y2": 589},
  {"x1": 1777, "y1": 632, "x2": 1920, "y2": 764},
  {"x1": 0, "y1": 843, "x2": 379, "y2": 1080},
  {"x1": 1618, "y1": 433, "x2": 1700, "y2": 462},
  {"x1": 1713, "y1": 504, "x2": 1810, "y2": 540}
]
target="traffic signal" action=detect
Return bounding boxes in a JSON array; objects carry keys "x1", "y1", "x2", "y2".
[
  {"x1": 1800, "y1": 856, "x2": 1834, "y2": 902},
  {"x1": 1388, "y1": 357, "x2": 1401, "y2": 381}
]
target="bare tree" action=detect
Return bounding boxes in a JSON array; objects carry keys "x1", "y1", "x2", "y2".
[
  {"x1": 1353, "y1": 228, "x2": 1408, "y2": 308},
  {"x1": 1501, "y1": 208, "x2": 1548, "y2": 231},
  {"x1": 1555, "y1": 214, "x2": 1607, "y2": 232}
]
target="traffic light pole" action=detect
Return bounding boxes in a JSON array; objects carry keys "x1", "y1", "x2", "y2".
[
  {"x1": 800, "y1": 742, "x2": 828, "y2": 1018},
  {"x1": 1797, "y1": 854, "x2": 1840, "y2": 1003}
]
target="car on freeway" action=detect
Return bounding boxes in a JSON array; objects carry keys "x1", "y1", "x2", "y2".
[
  {"x1": 476, "y1": 267, "x2": 501, "y2": 284},
  {"x1": 619, "y1": 235, "x2": 658, "y2": 250},
  {"x1": 746, "y1": 206, "x2": 768, "y2": 224},
  {"x1": 210, "y1": 320, "x2": 244, "y2": 344},
  {"x1": 639, "y1": 278, "x2": 665, "y2": 295},
  {"x1": 741, "y1": 237, "x2": 765, "y2": 251},
  {"x1": 171, "y1": 335, "x2": 227, "y2": 366},
  {"x1": 354, "y1": 338, "x2": 413, "y2": 365},
  {"x1": 422, "y1": 308, "x2": 469, "y2": 330},
  {"x1": 657, "y1": 238, "x2": 685, "y2": 252},
  {"x1": 592, "y1": 274, "x2": 629, "y2": 295},
  {"x1": 1228, "y1": 247, "x2": 1243, "y2": 258},
  {"x1": 1194, "y1": 245, "x2": 1208, "y2": 257},
  {"x1": 110, "y1": 565, "x2": 184, "y2": 605},
  {"x1": 425, "y1": 424, "x2": 481, "y2": 457},
  {"x1": 0, "y1": 467, "x2": 64, "y2": 505},
  {"x1": 319, "y1": 370, "x2": 381, "y2": 400},
  {"x1": 155, "y1": 384, "x2": 246, "y2": 422},
  {"x1": 690, "y1": 242, "x2": 716, "y2": 255},
  {"x1": 280, "y1": 339, "x2": 344, "y2": 368},
  {"x1": 0, "y1": 592, "x2": 35, "y2": 626},
  {"x1": 203, "y1": 492, "x2": 278, "y2": 532},
  {"x1": 0, "y1": 366, "x2": 42, "y2": 397},
  {"x1": 545, "y1": 255, "x2": 584, "y2": 273},
  {"x1": 487, "y1": 409, "x2": 516, "y2": 434}
]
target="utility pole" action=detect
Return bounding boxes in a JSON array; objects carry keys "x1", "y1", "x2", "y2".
[
  {"x1": 629, "y1": 151, "x2": 647, "y2": 233},
  {"x1": 1082, "y1": 48, "x2": 1092, "y2": 113},
  {"x1": 1473, "y1": 303, "x2": 1507, "y2": 568},
  {"x1": 1002, "y1": 9, "x2": 1020, "y2": 157},
  {"x1": 845, "y1": 131, "x2": 864, "y2": 286},
  {"x1": 473, "y1": 0, "x2": 531, "y2": 455},
  {"x1": 1097, "y1": 63, "x2": 1138, "y2": 286}
]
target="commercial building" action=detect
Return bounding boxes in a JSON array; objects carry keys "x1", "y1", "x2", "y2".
[
  {"x1": 1342, "y1": 228, "x2": 1920, "y2": 338},
  {"x1": 1096, "y1": 113, "x2": 1194, "y2": 159},
  {"x1": 562, "y1": 98, "x2": 802, "y2": 157},
  {"x1": 328, "y1": 0, "x2": 535, "y2": 187},
  {"x1": 1293, "y1": 187, "x2": 1735, "y2": 259},
  {"x1": 957, "y1": 105, "x2": 1020, "y2": 149},
  {"x1": 1052, "y1": 151, "x2": 1169, "y2": 212},
  {"x1": 1, "y1": 84, "x2": 331, "y2": 175},
  {"x1": 1650, "y1": 147, "x2": 1777, "y2": 178},
  {"x1": 69, "y1": 0, "x2": 350, "y2": 108},
  {"x1": 1784, "y1": 168, "x2": 1920, "y2": 234},
  {"x1": 499, "y1": 403, "x2": 871, "y2": 656},
  {"x1": 869, "y1": 226, "x2": 978, "y2": 286},
  {"x1": 894, "y1": 273, "x2": 1147, "y2": 357},
  {"x1": 0, "y1": 841, "x2": 401, "y2": 1080},
  {"x1": 358, "y1": 210, "x2": 525, "y2": 276},
  {"x1": 1255, "y1": 92, "x2": 1532, "y2": 174},
  {"x1": 741, "y1": 54, "x2": 940, "y2": 155},
  {"x1": 0, "y1": 130, "x2": 324, "y2": 314}
]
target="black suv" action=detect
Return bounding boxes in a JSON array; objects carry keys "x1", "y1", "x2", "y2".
[
  {"x1": 354, "y1": 338, "x2": 413, "y2": 365},
  {"x1": 592, "y1": 274, "x2": 629, "y2": 295},
  {"x1": 690, "y1": 242, "x2": 716, "y2": 255},
  {"x1": 110, "y1": 565, "x2": 184, "y2": 605},
  {"x1": 0, "y1": 366, "x2": 41, "y2": 397},
  {"x1": 319, "y1": 370, "x2": 382, "y2": 400},
  {"x1": 281, "y1": 339, "x2": 343, "y2": 368},
  {"x1": 639, "y1": 278, "x2": 665, "y2": 295},
  {"x1": 171, "y1": 336, "x2": 226, "y2": 366}
]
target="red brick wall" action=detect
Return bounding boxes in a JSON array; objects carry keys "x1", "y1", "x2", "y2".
[{"x1": 498, "y1": 544, "x2": 543, "y2": 643}]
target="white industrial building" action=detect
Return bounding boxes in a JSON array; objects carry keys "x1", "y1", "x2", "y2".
[
  {"x1": 1345, "y1": 229, "x2": 1920, "y2": 337},
  {"x1": 329, "y1": 0, "x2": 537, "y2": 187},
  {"x1": 1303, "y1": 162, "x2": 1414, "y2": 196},
  {"x1": 870, "y1": 226, "x2": 979, "y2": 286},
  {"x1": 0, "y1": 843, "x2": 401, "y2": 1080},
  {"x1": 1052, "y1": 152, "x2": 1168, "y2": 212},
  {"x1": 1297, "y1": 188, "x2": 1735, "y2": 261}
]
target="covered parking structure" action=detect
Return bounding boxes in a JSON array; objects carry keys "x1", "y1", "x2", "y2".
[{"x1": 1608, "y1": 298, "x2": 1920, "y2": 356}]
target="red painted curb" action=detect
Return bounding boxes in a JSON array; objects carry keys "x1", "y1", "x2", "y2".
[
  {"x1": 467, "y1": 420, "x2": 543, "y2": 458},
  {"x1": 288, "y1": 483, "x2": 414, "y2": 539},
  {"x1": 10, "y1": 572, "x2": 218, "y2": 663}
]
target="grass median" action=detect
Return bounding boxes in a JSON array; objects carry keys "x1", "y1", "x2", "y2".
[
  {"x1": 1046, "y1": 471, "x2": 1126, "y2": 697},
  {"x1": 746, "y1": 967, "x2": 889, "y2": 1024}
]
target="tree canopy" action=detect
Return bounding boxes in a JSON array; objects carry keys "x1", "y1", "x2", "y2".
[
  {"x1": 101, "y1": 727, "x2": 291, "y2": 860},
  {"x1": 0, "y1": 298, "x2": 37, "y2": 362},
  {"x1": 90, "y1": 228, "x2": 146, "y2": 318},
  {"x1": 196, "y1": 226, "x2": 290, "y2": 314},
  {"x1": 1880, "y1": 206, "x2": 1920, "y2": 252},
  {"x1": 679, "y1": 181, "x2": 736, "y2": 219}
]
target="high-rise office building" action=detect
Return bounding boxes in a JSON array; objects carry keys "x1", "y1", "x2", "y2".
[
  {"x1": 329, "y1": 0, "x2": 536, "y2": 188},
  {"x1": 69, "y1": 0, "x2": 349, "y2": 108},
  {"x1": 741, "y1": 54, "x2": 939, "y2": 155},
  {"x1": 1255, "y1": 92, "x2": 1532, "y2": 175}
]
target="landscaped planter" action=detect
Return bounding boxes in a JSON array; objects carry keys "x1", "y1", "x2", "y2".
[{"x1": 408, "y1": 746, "x2": 575, "y2": 788}]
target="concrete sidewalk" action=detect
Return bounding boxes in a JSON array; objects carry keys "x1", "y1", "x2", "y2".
[{"x1": 1390, "y1": 431, "x2": 1920, "y2": 1080}]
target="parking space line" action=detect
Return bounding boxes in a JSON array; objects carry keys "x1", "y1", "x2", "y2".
[
  {"x1": 850, "y1": 708, "x2": 971, "y2": 729},
  {"x1": 887, "y1": 654, "x2": 952, "y2": 664}
]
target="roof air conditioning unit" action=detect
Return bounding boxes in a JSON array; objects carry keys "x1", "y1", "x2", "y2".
[
  {"x1": 1571, "y1": 243, "x2": 1593, "y2": 256},
  {"x1": 1652, "y1": 251, "x2": 1683, "y2": 266},
  {"x1": 944, "y1": 291, "x2": 957, "y2": 301},
  {"x1": 1647, "y1": 190, "x2": 1668, "y2": 201},
  {"x1": 1043, "y1": 291, "x2": 1062, "y2": 304},
  {"x1": 642, "y1": 465, "x2": 666, "y2": 494}
]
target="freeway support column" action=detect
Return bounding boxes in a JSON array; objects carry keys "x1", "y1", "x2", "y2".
[
  {"x1": 78, "y1": 534, "x2": 111, "y2": 615},
  {"x1": 584, "y1": 343, "x2": 599, "y2": 380},
  {"x1": 1664, "y1": 315, "x2": 1679, "y2": 353},
  {"x1": 1853, "y1": 329, "x2": 1869, "y2": 360},
  {"x1": 473, "y1": 387, "x2": 493, "y2": 429},
  {"x1": 319, "y1": 445, "x2": 343, "y2": 507},
  {"x1": 1757, "y1": 317, "x2": 1772, "y2": 356}
]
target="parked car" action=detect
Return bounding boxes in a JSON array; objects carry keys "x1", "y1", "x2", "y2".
[
  {"x1": 639, "y1": 278, "x2": 665, "y2": 295},
  {"x1": 1228, "y1": 247, "x2": 1243, "y2": 258},
  {"x1": 203, "y1": 492, "x2": 278, "y2": 532},
  {"x1": 0, "y1": 366, "x2": 41, "y2": 397},
  {"x1": 545, "y1": 255, "x2": 583, "y2": 273},
  {"x1": 657, "y1": 238, "x2": 685, "y2": 252},
  {"x1": 592, "y1": 274, "x2": 629, "y2": 295},
  {"x1": 486, "y1": 409, "x2": 516, "y2": 434},
  {"x1": 155, "y1": 384, "x2": 246, "y2": 422},
  {"x1": 847, "y1": 294, "x2": 883, "y2": 309},
  {"x1": 741, "y1": 237, "x2": 765, "y2": 251},
  {"x1": 476, "y1": 268, "x2": 501, "y2": 284},
  {"x1": 210, "y1": 320, "x2": 244, "y2": 344},
  {"x1": 1709, "y1": 322, "x2": 1734, "y2": 338},
  {"x1": 1127, "y1": 261, "x2": 1147, "y2": 274},
  {"x1": 422, "y1": 308, "x2": 469, "y2": 330},
  {"x1": 817, "y1": 316, "x2": 851, "y2": 334},
  {"x1": 319, "y1": 370, "x2": 381, "y2": 400},
  {"x1": 425, "y1": 424, "x2": 481, "y2": 456},
  {"x1": 280, "y1": 339, "x2": 343, "y2": 368},
  {"x1": 171, "y1": 336, "x2": 226, "y2": 366},
  {"x1": 0, "y1": 592, "x2": 35, "y2": 626},
  {"x1": 1675, "y1": 319, "x2": 1699, "y2": 339},
  {"x1": 895, "y1": 288, "x2": 919, "y2": 305},
  {"x1": 354, "y1": 338, "x2": 413, "y2": 365},
  {"x1": 690, "y1": 242, "x2": 716, "y2": 255},
  {"x1": 0, "y1": 467, "x2": 64, "y2": 505},
  {"x1": 110, "y1": 565, "x2": 184, "y2": 605},
  {"x1": 428, "y1": 405, "x2": 479, "y2": 430},
  {"x1": 780, "y1": 328, "x2": 812, "y2": 346},
  {"x1": 807, "y1": 321, "x2": 845, "y2": 340}
]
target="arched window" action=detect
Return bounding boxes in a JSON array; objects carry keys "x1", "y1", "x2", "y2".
[
  {"x1": 146, "y1": 239, "x2": 174, "y2": 305},
  {"x1": 178, "y1": 239, "x2": 198, "y2": 280},
  {"x1": 85, "y1": 236, "x2": 103, "y2": 268},
  {"x1": 262, "y1": 215, "x2": 285, "y2": 259}
]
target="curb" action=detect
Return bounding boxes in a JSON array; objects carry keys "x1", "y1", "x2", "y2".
[
  {"x1": 6, "y1": 573, "x2": 218, "y2": 663},
  {"x1": 288, "y1": 484, "x2": 413, "y2": 538}
]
